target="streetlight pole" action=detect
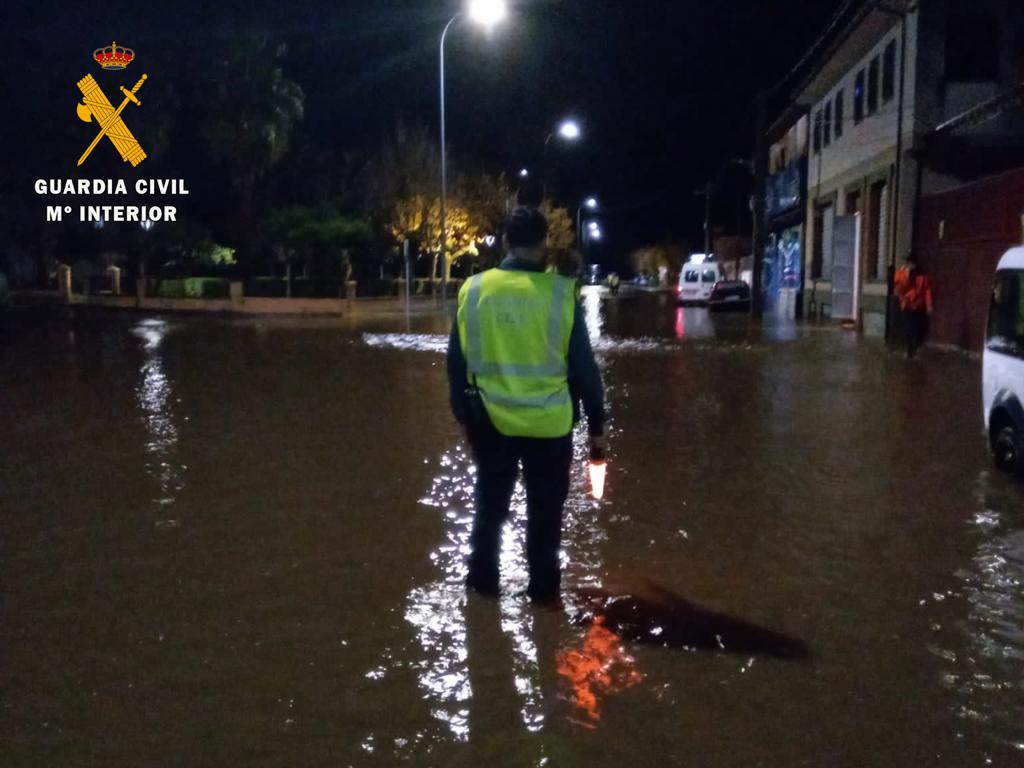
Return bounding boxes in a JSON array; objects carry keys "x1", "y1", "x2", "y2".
[
  {"x1": 439, "y1": 14, "x2": 458, "y2": 307},
  {"x1": 438, "y1": 1, "x2": 507, "y2": 307}
]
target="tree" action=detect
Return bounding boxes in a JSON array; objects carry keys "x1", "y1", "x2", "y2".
[
  {"x1": 201, "y1": 34, "x2": 305, "y2": 224},
  {"x1": 267, "y1": 205, "x2": 371, "y2": 286},
  {"x1": 389, "y1": 196, "x2": 483, "y2": 281},
  {"x1": 539, "y1": 200, "x2": 575, "y2": 252},
  {"x1": 361, "y1": 123, "x2": 441, "y2": 224},
  {"x1": 630, "y1": 245, "x2": 685, "y2": 277},
  {"x1": 150, "y1": 220, "x2": 238, "y2": 277}
]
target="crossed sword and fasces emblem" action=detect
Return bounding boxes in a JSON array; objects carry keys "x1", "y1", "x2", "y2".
[{"x1": 75, "y1": 73, "x2": 147, "y2": 166}]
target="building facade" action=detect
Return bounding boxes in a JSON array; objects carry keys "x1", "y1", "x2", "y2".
[{"x1": 765, "y1": 0, "x2": 1024, "y2": 340}]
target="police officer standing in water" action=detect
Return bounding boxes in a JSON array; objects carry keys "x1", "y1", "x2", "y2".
[{"x1": 447, "y1": 206, "x2": 606, "y2": 603}]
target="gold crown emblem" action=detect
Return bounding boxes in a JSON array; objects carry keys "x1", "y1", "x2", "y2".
[{"x1": 93, "y1": 41, "x2": 135, "y2": 70}]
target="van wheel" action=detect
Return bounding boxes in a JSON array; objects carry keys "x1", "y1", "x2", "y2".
[{"x1": 994, "y1": 426, "x2": 1023, "y2": 476}]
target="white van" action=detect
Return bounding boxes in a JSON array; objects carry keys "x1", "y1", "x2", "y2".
[
  {"x1": 983, "y1": 246, "x2": 1024, "y2": 476},
  {"x1": 678, "y1": 260, "x2": 721, "y2": 304}
]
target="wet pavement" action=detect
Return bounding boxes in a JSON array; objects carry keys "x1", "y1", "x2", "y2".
[{"x1": 2, "y1": 291, "x2": 1023, "y2": 767}]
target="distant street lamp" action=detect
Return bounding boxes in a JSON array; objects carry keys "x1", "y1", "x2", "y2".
[
  {"x1": 576, "y1": 196, "x2": 598, "y2": 247},
  {"x1": 439, "y1": 0, "x2": 508, "y2": 304},
  {"x1": 519, "y1": 168, "x2": 530, "y2": 178}
]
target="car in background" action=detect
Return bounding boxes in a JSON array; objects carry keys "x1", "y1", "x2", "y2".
[
  {"x1": 634, "y1": 273, "x2": 659, "y2": 288},
  {"x1": 983, "y1": 246, "x2": 1024, "y2": 477},
  {"x1": 707, "y1": 280, "x2": 751, "y2": 312},
  {"x1": 678, "y1": 261, "x2": 721, "y2": 304}
]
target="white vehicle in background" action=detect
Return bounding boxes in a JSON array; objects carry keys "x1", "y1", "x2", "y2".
[
  {"x1": 677, "y1": 256, "x2": 720, "y2": 304},
  {"x1": 983, "y1": 246, "x2": 1024, "y2": 476}
]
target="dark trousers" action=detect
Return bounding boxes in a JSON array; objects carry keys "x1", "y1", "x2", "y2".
[
  {"x1": 467, "y1": 424, "x2": 573, "y2": 599},
  {"x1": 905, "y1": 309, "x2": 929, "y2": 358}
]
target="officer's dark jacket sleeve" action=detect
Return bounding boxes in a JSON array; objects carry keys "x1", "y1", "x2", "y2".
[
  {"x1": 447, "y1": 320, "x2": 470, "y2": 426},
  {"x1": 568, "y1": 301, "x2": 605, "y2": 437}
]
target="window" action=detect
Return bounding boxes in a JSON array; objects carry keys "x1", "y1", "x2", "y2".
[
  {"x1": 824, "y1": 101, "x2": 832, "y2": 146},
  {"x1": 835, "y1": 90, "x2": 844, "y2": 138},
  {"x1": 867, "y1": 56, "x2": 880, "y2": 115},
  {"x1": 883, "y1": 40, "x2": 897, "y2": 102},
  {"x1": 946, "y1": 15, "x2": 999, "y2": 82},
  {"x1": 854, "y1": 70, "x2": 865, "y2": 124},
  {"x1": 684, "y1": 270, "x2": 699, "y2": 283},
  {"x1": 813, "y1": 109, "x2": 822, "y2": 153},
  {"x1": 988, "y1": 270, "x2": 1024, "y2": 358},
  {"x1": 701, "y1": 270, "x2": 717, "y2": 284}
]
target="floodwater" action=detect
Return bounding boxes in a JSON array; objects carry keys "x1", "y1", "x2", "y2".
[{"x1": 2, "y1": 290, "x2": 1023, "y2": 767}]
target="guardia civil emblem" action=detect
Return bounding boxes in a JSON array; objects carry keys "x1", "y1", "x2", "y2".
[{"x1": 75, "y1": 42, "x2": 148, "y2": 167}]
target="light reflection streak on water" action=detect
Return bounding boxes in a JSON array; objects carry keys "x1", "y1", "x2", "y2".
[
  {"x1": 362, "y1": 332, "x2": 676, "y2": 355},
  {"x1": 398, "y1": 423, "x2": 610, "y2": 746},
  {"x1": 131, "y1": 320, "x2": 184, "y2": 515},
  {"x1": 932, "y1": 473, "x2": 1024, "y2": 752},
  {"x1": 581, "y1": 286, "x2": 605, "y2": 343}
]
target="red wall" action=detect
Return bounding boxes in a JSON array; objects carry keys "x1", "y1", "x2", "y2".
[{"x1": 914, "y1": 168, "x2": 1024, "y2": 351}]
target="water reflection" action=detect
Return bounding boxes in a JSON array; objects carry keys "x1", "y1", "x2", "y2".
[
  {"x1": 131, "y1": 319, "x2": 185, "y2": 518},
  {"x1": 934, "y1": 472, "x2": 1024, "y2": 752},
  {"x1": 397, "y1": 423, "x2": 611, "y2": 749},
  {"x1": 556, "y1": 617, "x2": 642, "y2": 726},
  {"x1": 364, "y1": 332, "x2": 681, "y2": 356},
  {"x1": 674, "y1": 306, "x2": 715, "y2": 340},
  {"x1": 581, "y1": 286, "x2": 605, "y2": 343},
  {"x1": 366, "y1": 311, "x2": 619, "y2": 753}
]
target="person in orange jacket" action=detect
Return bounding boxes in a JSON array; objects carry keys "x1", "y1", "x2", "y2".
[{"x1": 894, "y1": 255, "x2": 934, "y2": 358}]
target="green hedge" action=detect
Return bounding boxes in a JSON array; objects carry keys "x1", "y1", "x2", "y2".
[{"x1": 157, "y1": 278, "x2": 230, "y2": 299}]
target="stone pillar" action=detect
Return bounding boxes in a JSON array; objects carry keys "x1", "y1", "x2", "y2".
[
  {"x1": 230, "y1": 281, "x2": 244, "y2": 307},
  {"x1": 106, "y1": 266, "x2": 121, "y2": 295},
  {"x1": 56, "y1": 264, "x2": 72, "y2": 300}
]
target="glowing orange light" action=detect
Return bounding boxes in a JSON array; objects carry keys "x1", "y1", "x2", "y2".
[{"x1": 589, "y1": 459, "x2": 607, "y2": 500}]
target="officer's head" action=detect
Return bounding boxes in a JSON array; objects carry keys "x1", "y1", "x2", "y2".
[{"x1": 504, "y1": 206, "x2": 548, "y2": 261}]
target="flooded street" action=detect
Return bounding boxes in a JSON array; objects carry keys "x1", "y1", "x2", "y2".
[{"x1": 2, "y1": 292, "x2": 1023, "y2": 767}]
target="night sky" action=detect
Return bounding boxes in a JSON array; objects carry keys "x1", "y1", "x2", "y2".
[{"x1": 6, "y1": 0, "x2": 844, "y2": 257}]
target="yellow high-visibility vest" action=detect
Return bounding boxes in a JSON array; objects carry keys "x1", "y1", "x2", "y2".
[{"x1": 457, "y1": 268, "x2": 576, "y2": 438}]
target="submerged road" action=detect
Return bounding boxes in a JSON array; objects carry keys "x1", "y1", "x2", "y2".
[{"x1": 1, "y1": 292, "x2": 1022, "y2": 766}]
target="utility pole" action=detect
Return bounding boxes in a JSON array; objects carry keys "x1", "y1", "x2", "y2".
[
  {"x1": 703, "y1": 180, "x2": 713, "y2": 257},
  {"x1": 751, "y1": 91, "x2": 768, "y2": 319}
]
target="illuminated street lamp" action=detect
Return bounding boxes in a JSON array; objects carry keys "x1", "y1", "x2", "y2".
[
  {"x1": 468, "y1": 0, "x2": 507, "y2": 27},
  {"x1": 519, "y1": 168, "x2": 530, "y2": 178},
  {"x1": 557, "y1": 119, "x2": 582, "y2": 141},
  {"x1": 440, "y1": 0, "x2": 508, "y2": 304},
  {"x1": 542, "y1": 118, "x2": 583, "y2": 199}
]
